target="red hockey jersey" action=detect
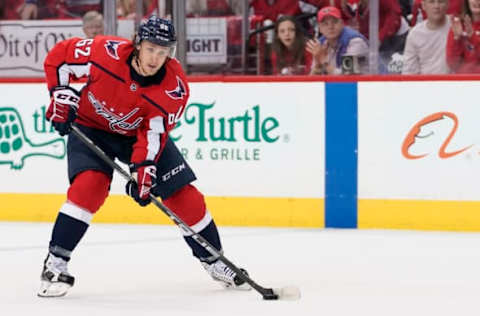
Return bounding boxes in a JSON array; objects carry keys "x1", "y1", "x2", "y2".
[{"x1": 44, "y1": 36, "x2": 189, "y2": 164}]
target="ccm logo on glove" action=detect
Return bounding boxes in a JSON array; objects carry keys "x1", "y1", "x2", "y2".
[{"x1": 46, "y1": 86, "x2": 80, "y2": 136}]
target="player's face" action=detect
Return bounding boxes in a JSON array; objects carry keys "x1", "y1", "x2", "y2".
[{"x1": 136, "y1": 40, "x2": 170, "y2": 76}]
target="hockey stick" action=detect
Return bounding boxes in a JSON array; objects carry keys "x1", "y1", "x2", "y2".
[{"x1": 70, "y1": 125, "x2": 300, "y2": 301}]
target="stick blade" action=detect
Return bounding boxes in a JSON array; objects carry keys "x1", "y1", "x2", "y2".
[{"x1": 273, "y1": 286, "x2": 301, "y2": 301}]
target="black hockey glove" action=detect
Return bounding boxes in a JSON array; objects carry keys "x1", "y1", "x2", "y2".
[
  {"x1": 46, "y1": 86, "x2": 80, "y2": 136},
  {"x1": 125, "y1": 160, "x2": 157, "y2": 207}
]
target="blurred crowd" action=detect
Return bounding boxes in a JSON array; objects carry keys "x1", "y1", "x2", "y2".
[
  {"x1": 0, "y1": 0, "x2": 479, "y2": 75},
  {"x1": 259, "y1": 0, "x2": 478, "y2": 76}
]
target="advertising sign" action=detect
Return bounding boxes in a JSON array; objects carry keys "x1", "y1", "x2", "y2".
[
  {"x1": 173, "y1": 81, "x2": 324, "y2": 197},
  {"x1": 358, "y1": 81, "x2": 480, "y2": 201},
  {"x1": 0, "y1": 20, "x2": 85, "y2": 77},
  {"x1": 0, "y1": 82, "x2": 325, "y2": 199},
  {"x1": 0, "y1": 18, "x2": 228, "y2": 77},
  {"x1": 186, "y1": 18, "x2": 227, "y2": 64},
  {"x1": 0, "y1": 84, "x2": 68, "y2": 192}
]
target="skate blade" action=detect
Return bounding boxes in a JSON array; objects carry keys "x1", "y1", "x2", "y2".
[
  {"x1": 220, "y1": 281, "x2": 252, "y2": 291},
  {"x1": 37, "y1": 280, "x2": 71, "y2": 297}
]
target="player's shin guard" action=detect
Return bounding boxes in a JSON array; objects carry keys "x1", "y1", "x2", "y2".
[
  {"x1": 163, "y1": 185, "x2": 250, "y2": 290},
  {"x1": 183, "y1": 220, "x2": 222, "y2": 262},
  {"x1": 163, "y1": 185, "x2": 222, "y2": 261},
  {"x1": 39, "y1": 170, "x2": 110, "y2": 297},
  {"x1": 48, "y1": 170, "x2": 109, "y2": 260},
  {"x1": 49, "y1": 210, "x2": 90, "y2": 261}
]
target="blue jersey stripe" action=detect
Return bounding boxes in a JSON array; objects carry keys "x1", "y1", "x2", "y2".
[{"x1": 325, "y1": 82, "x2": 358, "y2": 228}]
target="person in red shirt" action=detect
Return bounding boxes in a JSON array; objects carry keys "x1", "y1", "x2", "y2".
[
  {"x1": 38, "y1": 16, "x2": 251, "y2": 298},
  {"x1": 185, "y1": 0, "x2": 233, "y2": 17},
  {"x1": 332, "y1": 0, "x2": 406, "y2": 73},
  {"x1": 18, "y1": 0, "x2": 102, "y2": 19},
  {"x1": 333, "y1": 0, "x2": 403, "y2": 44},
  {"x1": 271, "y1": 15, "x2": 312, "y2": 75},
  {"x1": 250, "y1": 0, "x2": 303, "y2": 22},
  {"x1": 446, "y1": 0, "x2": 480, "y2": 73},
  {"x1": 0, "y1": 0, "x2": 24, "y2": 19}
]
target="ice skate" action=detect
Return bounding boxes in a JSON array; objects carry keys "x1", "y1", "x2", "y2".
[
  {"x1": 202, "y1": 260, "x2": 252, "y2": 290},
  {"x1": 38, "y1": 253, "x2": 75, "y2": 297}
]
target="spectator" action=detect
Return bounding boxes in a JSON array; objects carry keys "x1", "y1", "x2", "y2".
[
  {"x1": 307, "y1": 6, "x2": 368, "y2": 75},
  {"x1": 230, "y1": 0, "x2": 247, "y2": 15},
  {"x1": 117, "y1": 0, "x2": 156, "y2": 19},
  {"x1": 333, "y1": 0, "x2": 408, "y2": 72},
  {"x1": 18, "y1": 0, "x2": 57, "y2": 19},
  {"x1": 249, "y1": 0, "x2": 302, "y2": 22},
  {"x1": 333, "y1": 0, "x2": 403, "y2": 42},
  {"x1": 59, "y1": 0, "x2": 102, "y2": 18},
  {"x1": 411, "y1": 0, "x2": 462, "y2": 26},
  {"x1": 446, "y1": 0, "x2": 480, "y2": 73},
  {"x1": 271, "y1": 15, "x2": 312, "y2": 75},
  {"x1": 1, "y1": 0, "x2": 23, "y2": 19},
  {"x1": 18, "y1": 0, "x2": 102, "y2": 19},
  {"x1": 82, "y1": 10, "x2": 104, "y2": 39},
  {"x1": 402, "y1": 0, "x2": 451, "y2": 74},
  {"x1": 250, "y1": 0, "x2": 319, "y2": 43},
  {"x1": 186, "y1": 0, "x2": 233, "y2": 17}
]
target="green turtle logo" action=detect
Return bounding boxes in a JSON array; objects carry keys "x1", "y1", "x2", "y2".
[{"x1": 0, "y1": 107, "x2": 65, "y2": 170}]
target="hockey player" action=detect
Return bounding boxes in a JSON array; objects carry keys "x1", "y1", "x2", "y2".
[{"x1": 38, "y1": 16, "x2": 250, "y2": 297}]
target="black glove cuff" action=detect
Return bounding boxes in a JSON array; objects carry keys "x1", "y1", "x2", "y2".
[{"x1": 125, "y1": 180, "x2": 151, "y2": 207}]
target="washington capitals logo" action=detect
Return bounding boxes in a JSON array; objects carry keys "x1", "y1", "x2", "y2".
[
  {"x1": 104, "y1": 40, "x2": 126, "y2": 60},
  {"x1": 165, "y1": 76, "x2": 186, "y2": 100}
]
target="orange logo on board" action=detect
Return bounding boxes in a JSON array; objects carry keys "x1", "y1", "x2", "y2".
[{"x1": 401, "y1": 112, "x2": 472, "y2": 159}]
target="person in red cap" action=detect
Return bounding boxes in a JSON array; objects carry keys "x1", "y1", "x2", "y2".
[{"x1": 306, "y1": 6, "x2": 369, "y2": 74}]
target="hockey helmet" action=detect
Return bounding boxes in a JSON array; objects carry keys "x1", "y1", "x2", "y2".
[{"x1": 136, "y1": 16, "x2": 177, "y2": 57}]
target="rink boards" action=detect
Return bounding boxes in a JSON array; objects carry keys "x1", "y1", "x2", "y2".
[
  {"x1": 0, "y1": 81, "x2": 324, "y2": 228},
  {"x1": 1, "y1": 78, "x2": 480, "y2": 230}
]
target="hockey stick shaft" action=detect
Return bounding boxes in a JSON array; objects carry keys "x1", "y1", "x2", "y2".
[{"x1": 70, "y1": 125, "x2": 278, "y2": 299}]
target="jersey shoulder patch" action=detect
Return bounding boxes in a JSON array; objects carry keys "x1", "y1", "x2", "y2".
[
  {"x1": 104, "y1": 40, "x2": 127, "y2": 60},
  {"x1": 165, "y1": 76, "x2": 187, "y2": 100}
]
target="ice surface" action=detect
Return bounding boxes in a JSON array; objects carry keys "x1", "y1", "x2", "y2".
[{"x1": 1, "y1": 222, "x2": 480, "y2": 316}]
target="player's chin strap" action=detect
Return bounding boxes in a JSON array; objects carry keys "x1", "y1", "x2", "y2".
[{"x1": 70, "y1": 125, "x2": 300, "y2": 301}]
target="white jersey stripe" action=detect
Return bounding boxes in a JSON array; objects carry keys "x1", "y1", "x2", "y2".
[
  {"x1": 58, "y1": 63, "x2": 91, "y2": 86},
  {"x1": 181, "y1": 211, "x2": 213, "y2": 236},
  {"x1": 146, "y1": 116, "x2": 164, "y2": 161},
  {"x1": 60, "y1": 201, "x2": 93, "y2": 225}
]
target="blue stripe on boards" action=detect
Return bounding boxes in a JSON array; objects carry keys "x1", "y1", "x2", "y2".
[{"x1": 325, "y1": 82, "x2": 358, "y2": 228}]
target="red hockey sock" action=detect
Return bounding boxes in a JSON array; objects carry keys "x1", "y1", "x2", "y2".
[
  {"x1": 67, "y1": 170, "x2": 111, "y2": 213},
  {"x1": 163, "y1": 184, "x2": 207, "y2": 226}
]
